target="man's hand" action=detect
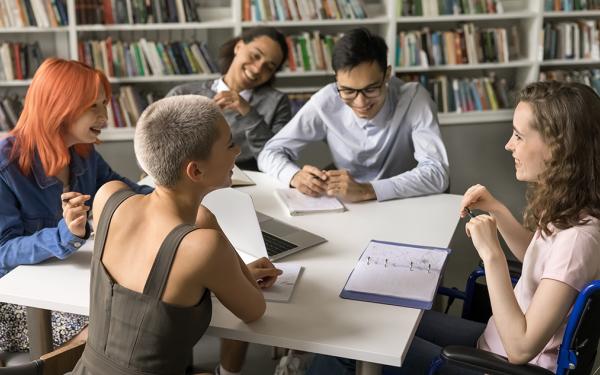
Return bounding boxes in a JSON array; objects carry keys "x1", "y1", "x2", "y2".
[
  {"x1": 325, "y1": 170, "x2": 376, "y2": 203},
  {"x1": 61, "y1": 192, "x2": 91, "y2": 238},
  {"x1": 290, "y1": 165, "x2": 328, "y2": 197},
  {"x1": 213, "y1": 91, "x2": 251, "y2": 116},
  {"x1": 247, "y1": 257, "x2": 283, "y2": 288}
]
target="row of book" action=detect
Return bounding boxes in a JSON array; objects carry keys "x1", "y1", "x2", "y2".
[
  {"x1": 544, "y1": 0, "x2": 600, "y2": 11},
  {"x1": 0, "y1": 0, "x2": 68, "y2": 27},
  {"x1": 399, "y1": 73, "x2": 510, "y2": 113},
  {"x1": 78, "y1": 37, "x2": 219, "y2": 78},
  {"x1": 0, "y1": 42, "x2": 43, "y2": 81},
  {"x1": 0, "y1": 94, "x2": 23, "y2": 131},
  {"x1": 397, "y1": 0, "x2": 502, "y2": 17},
  {"x1": 284, "y1": 32, "x2": 339, "y2": 72},
  {"x1": 76, "y1": 0, "x2": 202, "y2": 24},
  {"x1": 542, "y1": 21, "x2": 600, "y2": 60},
  {"x1": 242, "y1": 0, "x2": 368, "y2": 21},
  {"x1": 396, "y1": 24, "x2": 520, "y2": 67},
  {"x1": 540, "y1": 69, "x2": 600, "y2": 94}
]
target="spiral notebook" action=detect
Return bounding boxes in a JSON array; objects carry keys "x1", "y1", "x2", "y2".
[
  {"x1": 275, "y1": 188, "x2": 345, "y2": 215},
  {"x1": 340, "y1": 240, "x2": 451, "y2": 309}
]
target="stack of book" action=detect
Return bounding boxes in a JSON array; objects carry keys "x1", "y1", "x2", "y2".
[
  {"x1": 242, "y1": 0, "x2": 368, "y2": 22},
  {"x1": 76, "y1": 0, "x2": 203, "y2": 24},
  {"x1": 397, "y1": 0, "x2": 502, "y2": 16},
  {"x1": 540, "y1": 69, "x2": 600, "y2": 95},
  {"x1": 0, "y1": 94, "x2": 23, "y2": 131},
  {"x1": 396, "y1": 24, "x2": 520, "y2": 67},
  {"x1": 78, "y1": 37, "x2": 219, "y2": 77},
  {"x1": 544, "y1": 0, "x2": 600, "y2": 11},
  {"x1": 0, "y1": 42, "x2": 43, "y2": 80},
  {"x1": 399, "y1": 73, "x2": 510, "y2": 113},
  {"x1": 284, "y1": 31, "x2": 340, "y2": 72},
  {"x1": 0, "y1": 0, "x2": 68, "y2": 27},
  {"x1": 542, "y1": 21, "x2": 600, "y2": 60},
  {"x1": 106, "y1": 86, "x2": 157, "y2": 128}
]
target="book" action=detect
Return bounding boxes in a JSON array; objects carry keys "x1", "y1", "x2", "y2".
[
  {"x1": 275, "y1": 188, "x2": 345, "y2": 216},
  {"x1": 231, "y1": 165, "x2": 255, "y2": 186},
  {"x1": 340, "y1": 240, "x2": 451, "y2": 309},
  {"x1": 262, "y1": 263, "x2": 303, "y2": 303}
]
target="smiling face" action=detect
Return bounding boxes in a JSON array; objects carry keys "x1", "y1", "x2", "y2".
[
  {"x1": 63, "y1": 85, "x2": 108, "y2": 147},
  {"x1": 227, "y1": 36, "x2": 284, "y2": 91},
  {"x1": 505, "y1": 101, "x2": 552, "y2": 183},
  {"x1": 335, "y1": 61, "x2": 389, "y2": 119}
]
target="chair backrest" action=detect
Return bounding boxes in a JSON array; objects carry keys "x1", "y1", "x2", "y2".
[
  {"x1": 557, "y1": 280, "x2": 600, "y2": 375},
  {"x1": 0, "y1": 361, "x2": 42, "y2": 375}
]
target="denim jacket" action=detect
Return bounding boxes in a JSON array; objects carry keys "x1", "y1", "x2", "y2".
[{"x1": 0, "y1": 137, "x2": 152, "y2": 277}]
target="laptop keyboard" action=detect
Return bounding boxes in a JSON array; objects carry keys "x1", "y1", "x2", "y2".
[{"x1": 261, "y1": 231, "x2": 297, "y2": 256}]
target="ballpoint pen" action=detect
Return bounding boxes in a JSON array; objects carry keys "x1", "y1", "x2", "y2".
[{"x1": 465, "y1": 207, "x2": 476, "y2": 219}]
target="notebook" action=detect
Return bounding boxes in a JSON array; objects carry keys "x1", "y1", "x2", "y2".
[
  {"x1": 232, "y1": 165, "x2": 255, "y2": 186},
  {"x1": 340, "y1": 240, "x2": 451, "y2": 310},
  {"x1": 262, "y1": 263, "x2": 303, "y2": 302},
  {"x1": 275, "y1": 188, "x2": 345, "y2": 215}
]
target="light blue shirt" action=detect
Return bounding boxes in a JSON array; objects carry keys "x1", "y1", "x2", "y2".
[{"x1": 257, "y1": 77, "x2": 449, "y2": 201}]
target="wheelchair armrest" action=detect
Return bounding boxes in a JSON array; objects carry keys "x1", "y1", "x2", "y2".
[{"x1": 440, "y1": 346, "x2": 553, "y2": 375}]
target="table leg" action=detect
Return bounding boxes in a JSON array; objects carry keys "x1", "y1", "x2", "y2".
[
  {"x1": 356, "y1": 360, "x2": 382, "y2": 375},
  {"x1": 26, "y1": 307, "x2": 52, "y2": 360}
]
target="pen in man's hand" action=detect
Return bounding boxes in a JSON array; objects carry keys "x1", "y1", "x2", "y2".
[{"x1": 465, "y1": 207, "x2": 476, "y2": 219}]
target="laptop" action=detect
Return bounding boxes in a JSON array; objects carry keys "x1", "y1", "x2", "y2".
[{"x1": 202, "y1": 188, "x2": 326, "y2": 261}]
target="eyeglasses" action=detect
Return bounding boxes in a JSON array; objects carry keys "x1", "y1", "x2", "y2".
[{"x1": 336, "y1": 75, "x2": 386, "y2": 101}]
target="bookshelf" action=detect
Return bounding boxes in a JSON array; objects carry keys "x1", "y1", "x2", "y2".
[{"x1": 2, "y1": 0, "x2": 599, "y2": 139}]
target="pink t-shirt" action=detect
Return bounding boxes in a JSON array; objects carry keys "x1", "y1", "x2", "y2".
[{"x1": 478, "y1": 217, "x2": 600, "y2": 372}]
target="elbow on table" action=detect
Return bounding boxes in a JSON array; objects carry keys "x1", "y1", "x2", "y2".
[{"x1": 241, "y1": 299, "x2": 266, "y2": 324}]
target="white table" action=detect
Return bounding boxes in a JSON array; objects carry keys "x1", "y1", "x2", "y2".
[{"x1": 0, "y1": 171, "x2": 462, "y2": 373}]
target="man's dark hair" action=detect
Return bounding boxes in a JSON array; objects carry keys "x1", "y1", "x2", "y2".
[{"x1": 332, "y1": 28, "x2": 388, "y2": 73}]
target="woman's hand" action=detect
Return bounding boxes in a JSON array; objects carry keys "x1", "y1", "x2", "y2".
[
  {"x1": 214, "y1": 91, "x2": 251, "y2": 116},
  {"x1": 247, "y1": 257, "x2": 283, "y2": 289},
  {"x1": 465, "y1": 214, "x2": 504, "y2": 263},
  {"x1": 460, "y1": 184, "x2": 502, "y2": 218},
  {"x1": 61, "y1": 192, "x2": 91, "y2": 238}
]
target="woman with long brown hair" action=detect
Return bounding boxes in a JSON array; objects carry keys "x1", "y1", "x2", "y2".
[
  {"x1": 308, "y1": 81, "x2": 600, "y2": 374},
  {"x1": 0, "y1": 58, "x2": 151, "y2": 354}
]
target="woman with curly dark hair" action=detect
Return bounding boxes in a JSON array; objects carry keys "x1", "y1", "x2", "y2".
[{"x1": 307, "y1": 81, "x2": 600, "y2": 375}]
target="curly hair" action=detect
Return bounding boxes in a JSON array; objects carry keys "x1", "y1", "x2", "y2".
[{"x1": 517, "y1": 81, "x2": 600, "y2": 235}]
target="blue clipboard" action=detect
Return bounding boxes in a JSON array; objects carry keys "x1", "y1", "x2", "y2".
[{"x1": 340, "y1": 240, "x2": 452, "y2": 310}]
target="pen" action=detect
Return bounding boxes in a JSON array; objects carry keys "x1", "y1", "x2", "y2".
[{"x1": 465, "y1": 207, "x2": 476, "y2": 219}]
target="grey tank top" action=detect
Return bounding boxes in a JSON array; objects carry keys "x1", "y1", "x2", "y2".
[{"x1": 70, "y1": 189, "x2": 212, "y2": 375}]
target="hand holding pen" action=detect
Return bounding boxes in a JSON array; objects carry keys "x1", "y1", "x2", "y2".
[
  {"x1": 290, "y1": 164, "x2": 328, "y2": 197},
  {"x1": 61, "y1": 192, "x2": 90, "y2": 238},
  {"x1": 459, "y1": 184, "x2": 502, "y2": 218}
]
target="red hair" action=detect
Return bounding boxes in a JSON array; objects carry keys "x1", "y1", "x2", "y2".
[{"x1": 10, "y1": 58, "x2": 111, "y2": 177}]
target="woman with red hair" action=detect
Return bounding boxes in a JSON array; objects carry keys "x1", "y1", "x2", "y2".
[{"x1": 0, "y1": 58, "x2": 151, "y2": 354}]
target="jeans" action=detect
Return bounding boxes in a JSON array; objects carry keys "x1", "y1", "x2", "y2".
[{"x1": 307, "y1": 310, "x2": 486, "y2": 375}]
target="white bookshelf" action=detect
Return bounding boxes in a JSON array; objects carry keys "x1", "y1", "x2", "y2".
[{"x1": 2, "y1": 0, "x2": 598, "y2": 140}]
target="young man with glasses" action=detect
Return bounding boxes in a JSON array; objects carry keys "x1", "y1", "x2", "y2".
[{"x1": 257, "y1": 28, "x2": 449, "y2": 202}]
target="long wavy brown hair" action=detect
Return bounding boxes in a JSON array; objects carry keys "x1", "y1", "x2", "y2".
[{"x1": 518, "y1": 81, "x2": 600, "y2": 235}]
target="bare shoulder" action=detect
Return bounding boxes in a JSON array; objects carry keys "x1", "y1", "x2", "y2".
[
  {"x1": 175, "y1": 228, "x2": 236, "y2": 277},
  {"x1": 92, "y1": 180, "x2": 133, "y2": 218}
]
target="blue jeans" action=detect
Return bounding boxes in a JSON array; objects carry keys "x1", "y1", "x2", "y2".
[{"x1": 307, "y1": 310, "x2": 486, "y2": 375}]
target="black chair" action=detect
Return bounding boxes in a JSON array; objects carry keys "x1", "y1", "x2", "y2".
[
  {"x1": 429, "y1": 280, "x2": 600, "y2": 375},
  {"x1": 0, "y1": 341, "x2": 85, "y2": 375},
  {"x1": 437, "y1": 259, "x2": 522, "y2": 323}
]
